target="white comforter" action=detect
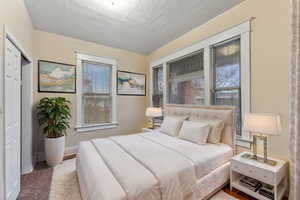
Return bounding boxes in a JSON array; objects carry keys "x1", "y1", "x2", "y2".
[{"x1": 77, "y1": 132, "x2": 232, "y2": 200}]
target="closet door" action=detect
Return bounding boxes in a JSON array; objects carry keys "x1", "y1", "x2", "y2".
[{"x1": 4, "y1": 38, "x2": 21, "y2": 200}]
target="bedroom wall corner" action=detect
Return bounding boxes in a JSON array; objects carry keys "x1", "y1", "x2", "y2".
[
  {"x1": 146, "y1": 0, "x2": 290, "y2": 161},
  {"x1": 33, "y1": 30, "x2": 149, "y2": 154}
]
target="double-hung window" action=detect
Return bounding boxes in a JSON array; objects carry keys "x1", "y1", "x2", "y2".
[
  {"x1": 149, "y1": 21, "x2": 251, "y2": 147},
  {"x1": 211, "y1": 38, "x2": 242, "y2": 136},
  {"x1": 76, "y1": 53, "x2": 117, "y2": 132}
]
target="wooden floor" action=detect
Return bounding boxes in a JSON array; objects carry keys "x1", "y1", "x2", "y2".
[
  {"x1": 223, "y1": 185, "x2": 288, "y2": 200},
  {"x1": 223, "y1": 185, "x2": 257, "y2": 200}
]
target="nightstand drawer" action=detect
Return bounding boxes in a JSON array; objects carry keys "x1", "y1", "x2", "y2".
[{"x1": 231, "y1": 160, "x2": 274, "y2": 185}]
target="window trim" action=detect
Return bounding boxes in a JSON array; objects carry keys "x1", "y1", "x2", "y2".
[
  {"x1": 149, "y1": 19, "x2": 252, "y2": 147},
  {"x1": 76, "y1": 53, "x2": 118, "y2": 132}
]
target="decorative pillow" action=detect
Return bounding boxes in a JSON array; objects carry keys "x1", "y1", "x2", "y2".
[
  {"x1": 190, "y1": 119, "x2": 225, "y2": 144},
  {"x1": 160, "y1": 116, "x2": 185, "y2": 136},
  {"x1": 178, "y1": 121, "x2": 210, "y2": 144}
]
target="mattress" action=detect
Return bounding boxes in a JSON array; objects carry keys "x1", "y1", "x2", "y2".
[{"x1": 76, "y1": 132, "x2": 233, "y2": 200}]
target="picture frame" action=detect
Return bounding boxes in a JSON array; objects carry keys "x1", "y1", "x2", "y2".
[
  {"x1": 38, "y1": 60, "x2": 76, "y2": 93},
  {"x1": 117, "y1": 70, "x2": 146, "y2": 96}
]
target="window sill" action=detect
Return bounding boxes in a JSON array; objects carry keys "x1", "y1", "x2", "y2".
[
  {"x1": 75, "y1": 122, "x2": 118, "y2": 133},
  {"x1": 236, "y1": 137, "x2": 252, "y2": 149}
]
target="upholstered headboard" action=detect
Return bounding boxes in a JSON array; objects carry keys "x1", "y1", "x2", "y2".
[{"x1": 164, "y1": 104, "x2": 236, "y2": 150}]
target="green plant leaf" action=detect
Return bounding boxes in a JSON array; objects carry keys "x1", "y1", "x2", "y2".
[{"x1": 37, "y1": 97, "x2": 71, "y2": 138}]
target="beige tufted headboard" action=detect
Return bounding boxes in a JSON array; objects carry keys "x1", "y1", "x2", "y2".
[{"x1": 164, "y1": 104, "x2": 236, "y2": 150}]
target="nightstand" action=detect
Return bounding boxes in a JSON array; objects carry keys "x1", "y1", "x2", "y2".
[{"x1": 230, "y1": 152, "x2": 288, "y2": 200}]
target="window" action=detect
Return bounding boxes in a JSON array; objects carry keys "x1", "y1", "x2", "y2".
[
  {"x1": 76, "y1": 53, "x2": 117, "y2": 132},
  {"x1": 211, "y1": 38, "x2": 242, "y2": 136},
  {"x1": 167, "y1": 51, "x2": 205, "y2": 105},
  {"x1": 152, "y1": 65, "x2": 164, "y2": 107},
  {"x1": 149, "y1": 20, "x2": 251, "y2": 146}
]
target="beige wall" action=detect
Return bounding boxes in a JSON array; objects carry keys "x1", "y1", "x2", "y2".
[
  {"x1": 0, "y1": 0, "x2": 291, "y2": 173},
  {"x1": 0, "y1": 0, "x2": 34, "y2": 198},
  {"x1": 0, "y1": 0, "x2": 34, "y2": 58},
  {"x1": 147, "y1": 0, "x2": 290, "y2": 160},
  {"x1": 33, "y1": 30, "x2": 148, "y2": 152}
]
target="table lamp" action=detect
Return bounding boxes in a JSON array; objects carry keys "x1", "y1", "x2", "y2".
[
  {"x1": 145, "y1": 107, "x2": 162, "y2": 129},
  {"x1": 243, "y1": 113, "x2": 282, "y2": 166}
]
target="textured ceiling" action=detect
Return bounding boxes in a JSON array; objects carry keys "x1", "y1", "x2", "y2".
[{"x1": 25, "y1": 0, "x2": 244, "y2": 54}]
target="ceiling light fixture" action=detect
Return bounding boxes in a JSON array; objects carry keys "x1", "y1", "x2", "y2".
[
  {"x1": 76, "y1": 0, "x2": 138, "y2": 19},
  {"x1": 100, "y1": 0, "x2": 138, "y2": 12},
  {"x1": 219, "y1": 45, "x2": 239, "y2": 56}
]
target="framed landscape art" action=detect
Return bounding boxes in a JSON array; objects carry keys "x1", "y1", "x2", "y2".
[
  {"x1": 117, "y1": 70, "x2": 146, "y2": 96},
  {"x1": 38, "y1": 60, "x2": 76, "y2": 93}
]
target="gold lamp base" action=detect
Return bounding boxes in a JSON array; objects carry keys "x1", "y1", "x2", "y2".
[
  {"x1": 241, "y1": 153, "x2": 277, "y2": 166},
  {"x1": 242, "y1": 134, "x2": 277, "y2": 166}
]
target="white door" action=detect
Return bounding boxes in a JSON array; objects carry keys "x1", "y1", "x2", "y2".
[{"x1": 4, "y1": 38, "x2": 21, "y2": 200}]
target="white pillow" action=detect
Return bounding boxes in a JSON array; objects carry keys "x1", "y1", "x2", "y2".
[
  {"x1": 160, "y1": 116, "x2": 184, "y2": 136},
  {"x1": 207, "y1": 120, "x2": 225, "y2": 144},
  {"x1": 190, "y1": 119, "x2": 225, "y2": 144},
  {"x1": 178, "y1": 121, "x2": 210, "y2": 144}
]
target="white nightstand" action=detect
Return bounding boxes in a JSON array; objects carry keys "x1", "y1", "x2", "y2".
[{"x1": 230, "y1": 152, "x2": 288, "y2": 200}]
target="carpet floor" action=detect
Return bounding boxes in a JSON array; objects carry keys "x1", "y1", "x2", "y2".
[{"x1": 18, "y1": 162, "x2": 53, "y2": 200}]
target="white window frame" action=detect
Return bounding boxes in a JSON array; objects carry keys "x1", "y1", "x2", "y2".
[
  {"x1": 75, "y1": 53, "x2": 118, "y2": 132},
  {"x1": 149, "y1": 19, "x2": 252, "y2": 148}
]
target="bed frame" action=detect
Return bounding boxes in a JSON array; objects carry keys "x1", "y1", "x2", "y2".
[
  {"x1": 163, "y1": 104, "x2": 236, "y2": 199},
  {"x1": 164, "y1": 104, "x2": 236, "y2": 150},
  {"x1": 77, "y1": 104, "x2": 236, "y2": 200}
]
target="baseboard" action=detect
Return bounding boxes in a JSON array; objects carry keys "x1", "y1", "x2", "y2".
[
  {"x1": 34, "y1": 145, "x2": 78, "y2": 162},
  {"x1": 64, "y1": 145, "x2": 78, "y2": 156},
  {"x1": 21, "y1": 166, "x2": 34, "y2": 175}
]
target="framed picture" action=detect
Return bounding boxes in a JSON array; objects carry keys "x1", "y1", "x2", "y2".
[
  {"x1": 38, "y1": 60, "x2": 76, "y2": 93},
  {"x1": 117, "y1": 70, "x2": 146, "y2": 96}
]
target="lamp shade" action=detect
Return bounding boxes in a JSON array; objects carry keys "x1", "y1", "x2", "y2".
[
  {"x1": 145, "y1": 107, "x2": 162, "y2": 117},
  {"x1": 244, "y1": 113, "x2": 282, "y2": 135}
]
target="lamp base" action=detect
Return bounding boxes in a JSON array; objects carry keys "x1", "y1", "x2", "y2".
[{"x1": 241, "y1": 153, "x2": 277, "y2": 166}]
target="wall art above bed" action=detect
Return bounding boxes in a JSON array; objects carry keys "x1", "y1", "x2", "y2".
[
  {"x1": 117, "y1": 70, "x2": 146, "y2": 96},
  {"x1": 38, "y1": 60, "x2": 76, "y2": 93}
]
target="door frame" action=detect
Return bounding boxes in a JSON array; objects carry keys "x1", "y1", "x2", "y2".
[{"x1": 0, "y1": 25, "x2": 33, "y2": 200}]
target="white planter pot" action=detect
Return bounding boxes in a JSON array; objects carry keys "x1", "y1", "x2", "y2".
[{"x1": 45, "y1": 136, "x2": 65, "y2": 167}]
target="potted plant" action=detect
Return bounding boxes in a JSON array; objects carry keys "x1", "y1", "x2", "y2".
[{"x1": 37, "y1": 97, "x2": 71, "y2": 166}]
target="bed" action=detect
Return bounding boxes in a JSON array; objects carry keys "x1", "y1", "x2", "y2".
[{"x1": 76, "y1": 105, "x2": 236, "y2": 200}]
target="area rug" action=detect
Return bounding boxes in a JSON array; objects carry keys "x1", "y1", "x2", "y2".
[{"x1": 49, "y1": 159, "x2": 238, "y2": 200}]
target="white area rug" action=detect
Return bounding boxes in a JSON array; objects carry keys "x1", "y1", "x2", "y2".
[
  {"x1": 49, "y1": 159, "x2": 81, "y2": 200},
  {"x1": 49, "y1": 159, "x2": 237, "y2": 200}
]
